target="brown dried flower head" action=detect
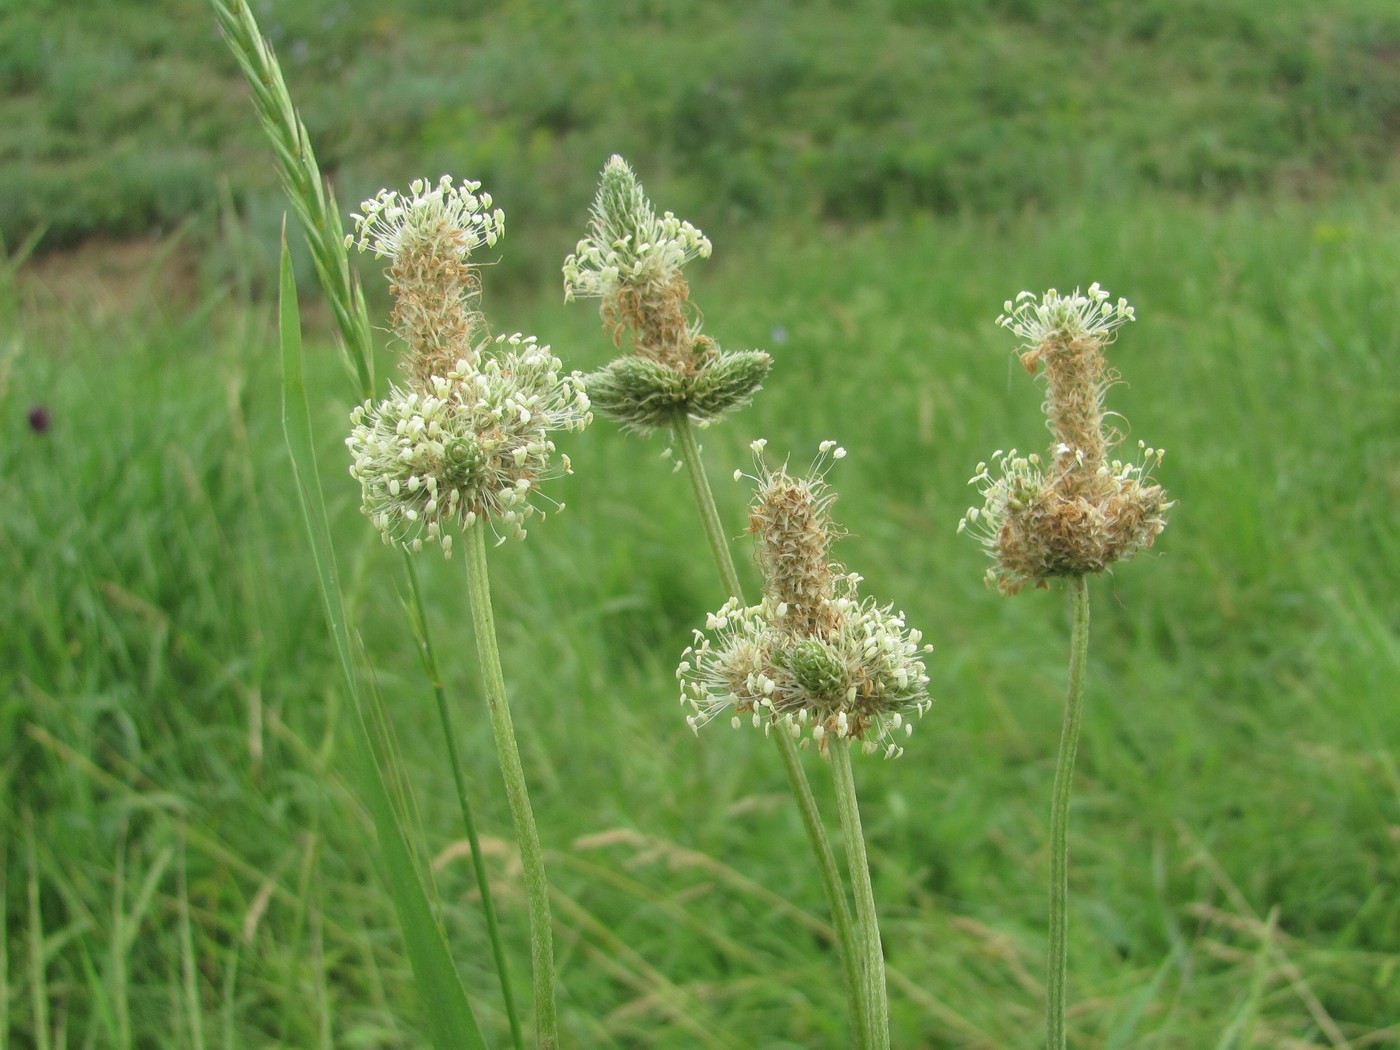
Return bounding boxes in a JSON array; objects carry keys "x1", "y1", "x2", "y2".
[{"x1": 960, "y1": 284, "x2": 1171, "y2": 593}]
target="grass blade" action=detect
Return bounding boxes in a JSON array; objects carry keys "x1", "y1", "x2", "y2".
[{"x1": 278, "y1": 232, "x2": 490, "y2": 1050}]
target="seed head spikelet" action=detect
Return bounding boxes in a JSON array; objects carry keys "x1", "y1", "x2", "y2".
[
  {"x1": 681, "y1": 441, "x2": 934, "y2": 758},
  {"x1": 747, "y1": 438, "x2": 844, "y2": 637},
  {"x1": 963, "y1": 284, "x2": 1169, "y2": 592}
]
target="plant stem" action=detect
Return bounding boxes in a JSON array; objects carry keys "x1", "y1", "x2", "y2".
[
  {"x1": 464, "y1": 522, "x2": 558, "y2": 1049},
  {"x1": 829, "y1": 737, "x2": 890, "y2": 1050},
  {"x1": 671, "y1": 417, "x2": 741, "y2": 597},
  {"x1": 406, "y1": 555, "x2": 526, "y2": 1050},
  {"x1": 1048, "y1": 575, "x2": 1090, "y2": 1050},
  {"x1": 669, "y1": 412, "x2": 869, "y2": 1048}
]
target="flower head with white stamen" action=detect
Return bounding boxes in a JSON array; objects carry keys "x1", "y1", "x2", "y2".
[
  {"x1": 963, "y1": 284, "x2": 1169, "y2": 592},
  {"x1": 564, "y1": 156, "x2": 769, "y2": 431},
  {"x1": 347, "y1": 334, "x2": 590, "y2": 554},
  {"x1": 680, "y1": 441, "x2": 933, "y2": 758}
]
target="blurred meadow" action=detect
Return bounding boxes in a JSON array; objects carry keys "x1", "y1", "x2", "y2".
[{"x1": 3, "y1": 0, "x2": 1399, "y2": 1046}]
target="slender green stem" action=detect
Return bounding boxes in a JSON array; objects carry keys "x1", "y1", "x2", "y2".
[
  {"x1": 829, "y1": 738, "x2": 890, "y2": 1050},
  {"x1": 669, "y1": 412, "x2": 869, "y2": 1048},
  {"x1": 405, "y1": 555, "x2": 526, "y2": 1050},
  {"x1": 463, "y1": 523, "x2": 558, "y2": 1049},
  {"x1": 671, "y1": 417, "x2": 741, "y2": 597},
  {"x1": 1048, "y1": 575, "x2": 1091, "y2": 1050},
  {"x1": 25, "y1": 817, "x2": 51, "y2": 1050}
]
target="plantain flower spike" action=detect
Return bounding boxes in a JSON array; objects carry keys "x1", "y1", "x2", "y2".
[
  {"x1": 679, "y1": 441, "x2": 934, "y2": 758},
  {"x1": 345, "y1": 177, "x2": 591, "y2": 555},
  {"x1": 348, "y1": 175, "x2": 504, "y2": 388},
  {"x1": 960, "y1": 283, "x2": 1170, "y2": 593},
  {"x1": 563, "y1": 155, "x2": 770, "y2": 432}
]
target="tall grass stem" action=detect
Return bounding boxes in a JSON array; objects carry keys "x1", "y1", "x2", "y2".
[
  {"x1": 405, "y1": 557, "x2": 526, "y2": 1050},
  {"x1": 1048, "y1": 575, "x2": 1090, "y2": 1050},
  {"x1": 176, "y1": 833, "x2": 209, "y2": 1050},
  {"x1": 1, "y1": 844, "x2": 9, "y2": 1041},
  {"x1": 24, "y1": 820, "x2": 51, "y2": 1050},
  {"x1": 463, "y1": 521, "x2": 559, "y2": 1049},
  {"x1": 668, "y1": 412, "x2": 869, "y2": 1047},
  {"x1": 829, "y1": 738, "x2": 890, "y2": 1050}
]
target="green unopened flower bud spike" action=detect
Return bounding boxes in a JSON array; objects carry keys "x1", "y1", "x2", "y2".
[
  {"x1": 961, "y1": 284, "x2": 1170, "y2": 1050},
  {"x1": 564, "y1": 155, "x2": 771, "y2": 431}
]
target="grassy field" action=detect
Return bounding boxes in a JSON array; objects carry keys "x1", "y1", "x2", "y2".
[
  {"x1": 4, "y1": 0, "x2": 1400, "y2": 1047},
  {"x1": 4, "y1": 0, "x2": 1400, "y2": 255}
]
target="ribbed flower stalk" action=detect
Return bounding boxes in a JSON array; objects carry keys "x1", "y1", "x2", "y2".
[
  {"x1": 830, "y1": 737, "x2": 890, "y2": 1050},
  {"x1": 1047, "y1": 575, "x2": 1090, "y2": 1050},
  {"x1": 464, "y1": 521, "x2": 558, "y2": 1048}
]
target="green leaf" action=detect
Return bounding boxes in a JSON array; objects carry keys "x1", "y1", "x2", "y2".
[{"x1": 278, "y1": 232, "x2": 490, "y2": 1050}]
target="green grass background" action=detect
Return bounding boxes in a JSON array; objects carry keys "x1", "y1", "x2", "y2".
[{"x1": 3, "y1": 0, "x2": 1399, "y2": 1046}]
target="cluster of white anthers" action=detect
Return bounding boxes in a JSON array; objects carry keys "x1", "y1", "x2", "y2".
[
  {"x1": 958, "y1": 443, "x2": 1167, "y2": 544},
  {"x1": 677, "y1": 584, "x2": 934, "y2": 759},
  {"x1": 347, "y1": 175, "x2": 505, "y2": 262},
  {"x1": 678, "y1": 440, "x2": 933, "y2": 759},
  {"x1": 996, "y1": 282, "x2": 1136, "y2": 349},
  {"x1": 562, "y1": 155, "x2": 711, "y2": 302},
  {"x1": 346, "y1": 335, "x2": 591, "y2": 554}
]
